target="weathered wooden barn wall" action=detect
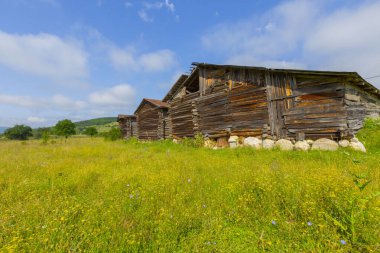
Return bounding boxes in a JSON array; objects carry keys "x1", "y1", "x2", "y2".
[
  {"x1": 157, "y1": 109, "x2": 171, "y2": 139},
  {"x1": 170, "y1": 92, "x2": 199, "y2": 138},
  {"x1": 279, "y1": 74, "x2": 348, "y2": 140},
  {"x1": 135, "y1": 99, "x2": 170, "y2": 140},
  {"x1": 164, "y1": 63, "x2": 380, "y2": 141},
  {"x1": 117, "y1": 115, "x2": 137, "y2": 139},
  {"x1": 344, "y1": 83, "x2": 380, "y2": 137},
  {"x1": 197, "y1": 66, "x2": 269, "y2": 138},
  {"x1": 136, "y1": 102, "x2": 159, "y2": 140}
]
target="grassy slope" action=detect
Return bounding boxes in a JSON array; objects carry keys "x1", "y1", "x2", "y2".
[
  {"x1": 74, "y1": 117, "x2": 118, "y2": 133},
  {"x1": 74, "y1": 117, "x2": 117, "y2": 127},
  {"x1": 0, "y1": 120, "x2": 379, "y2": 252}
]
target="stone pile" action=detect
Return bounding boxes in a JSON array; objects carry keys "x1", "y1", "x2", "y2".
[{"x1": 205, "y1": 136, "x2": 367, "y2": 152}]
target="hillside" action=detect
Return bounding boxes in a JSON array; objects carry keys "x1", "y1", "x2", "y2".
[
  {"x1": 74, "y1": 117, "x2": 117, "y2": 127},
  {"x1": 75, "y1": 117, "x2": 118, "y2": 133}
]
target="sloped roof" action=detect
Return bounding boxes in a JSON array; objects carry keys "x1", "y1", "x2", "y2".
[
  {"x1": 162, "y1": 74, "x2": 189, "y2": 102},
  {"x1": 134, "y1": 98, "x2": 169, "y2": 114}
]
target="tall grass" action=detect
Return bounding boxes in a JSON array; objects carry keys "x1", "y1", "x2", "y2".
[{"x1": 0, "y1": 119, "x2": 379, "y2": 252}]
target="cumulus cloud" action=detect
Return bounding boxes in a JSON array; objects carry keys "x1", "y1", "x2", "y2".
[
  {"x1": 89, "y1": 84, "x2": 136, "y2": 107},
  {"x1": 109, "y1": 46, "x2": 177, "y2": 72},
  {"x1": 0, "y1": 30, "x2": 87, "y2": 82},
  {"x1": 138, "y1": 0, "x2": 176, "y2": 22},
  {"x1": 0, "y1": 93, "x2": 86, "y2": 110},
  {"x1": 138, "y1": 9, "x2": 154, "y2": 22},
  {"x1": 202, "y1": 0, "x2": 380, "y2": 88},
  {"x1": 0, "y1": 94, "x2": 41, "y2": 107},
  {"x1": 27, "y1": 116, "x2": 46, "y2": 123}
]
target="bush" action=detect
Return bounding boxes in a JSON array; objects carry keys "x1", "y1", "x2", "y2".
[
  {"x1": 4, "y1": 125, "x2": 33, "y2": 140},
  {"x1": 104, "y1": 127, "x2": 122, "y2": 141},
  {"x1": 83, "y1": 127, "x2": 98, "y2": 137},
  {"x1": 179, "y1": 133, "x2": 204, "y2": 148}
]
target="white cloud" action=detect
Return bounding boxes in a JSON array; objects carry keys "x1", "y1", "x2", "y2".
[
  {"x1": 0, "y1": 31, "x2": 87, "y2": 82},
  {"x1": 138, "y1": 0, "x2": 176, "y2": 22},
  {"x1": 124, "y1": 1, "x2": 133, "y2": 8},
  {"x1": 0, "y1": 94, "x2": 41, "y2": 107},
  {"x1": 143, "y1": 0, "x2": 174, "y2": 12},
  {"x1": 0, "y1": 93, "x2": 86, "y2": 110},
  {"x1": 27, "y1": 116, "x2": 46, "y2": 123},
  {"x1": 139, "y1": 50, "x2": 177, "y2": 71},
  {"x1": 138, "y1": 9, "x2": 154, "y2": 22},
  {"x1": 109, "y1": 46, "x2": 177, "y2": 72},
  {"x1": 164, "y1": 0, "x2": 175, "y2": 12},
  {"x1": 51, "y1": 95, "x2": 87, "y2": 109},
  {"x1": 202, "y1": 0, "x2": 380, "y2": 88},
  {"x1": 89, "y1": 84, "x2": 136, "y2": 106}
]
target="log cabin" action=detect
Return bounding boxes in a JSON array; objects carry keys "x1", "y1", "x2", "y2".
[
  {"x1": 163, "y1": 63, "x2": 380, "y2": 141},
  {"x1": 134, "y1": 98, "x2": 170, "y2": 140},
  {"x1": 117, "y1": 114, "x2": 137, "y2": 139}
]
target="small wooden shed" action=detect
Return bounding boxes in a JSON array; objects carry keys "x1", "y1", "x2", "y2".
[
  {"x1": 134, "y1": 98, "x2": 170, "y2": 140},
  {"x1": 117, "y1": 114, "x2": 137, "y2": 139},
  {"x1": 164, "y1": 63, "x2": 380, "y2": 141}
]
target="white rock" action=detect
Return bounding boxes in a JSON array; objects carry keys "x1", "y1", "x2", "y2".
[
  {"x1": 311, "y1": 138, "x2": 339, "y2": 151},
  {"x1": 228, "y1": 135, "x2": 239, "y2": 142},
  {"x1": 263, "y1": 139, "x2": 275, "y2": 149},
  {"x1": 243, "y1": 137, "x2": 262, "y2": 149},
  {"x1": 351, "y1": 137, "x2": 359, "y2": 143},
  {"x1": 228, "y1": 136, "x2": 239, "y2": 148},
  {"x1": 306, "y1": 140, "x2": 314, "y2": 145},
  {"x1": 275, "y1": 139, "x2": 294, "y2": 151},
  {"x1": 338, "y1": 140, "x2": 350, "y2": 148},
  {"x1": 294, "y1": 141, "x2": 310, "y2": 151},
  {"x1": 349, "y1": 141, "x2": 366, "y2": 153}
]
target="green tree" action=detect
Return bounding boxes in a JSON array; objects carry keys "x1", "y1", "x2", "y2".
[
  {"x1": 4, "y1": 125, "x2": 33, "y2": 140},
  {"x1": 83, "y1": 127, "x2": 98, "y2": 137},
  {"x1": 55, "y1": 119, "x2": 76, "y2": 139}
]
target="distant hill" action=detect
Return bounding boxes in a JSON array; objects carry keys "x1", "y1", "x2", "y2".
[
  {"x1": 74, "y1": 117, "x2": 118, "y2": 134},
  {"x1": 74, "y1": 117, "x2": 117, "y2": 127},
  {"x1": 0, "y1": 127, "x2": 8, "y2": 134}
]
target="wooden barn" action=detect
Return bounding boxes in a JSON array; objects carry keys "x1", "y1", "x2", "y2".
[
  {"x1": 117, "y1": 114, "x2": 137, "y2": 139},
  {"x1": 134, "y1": 98, "x2": 170, "y2": 140},
  {"x1": 163, "y1": 63, "x2": 380, "y2": 141}
]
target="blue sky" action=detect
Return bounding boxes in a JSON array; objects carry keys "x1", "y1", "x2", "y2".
[{"x1": 0, "y1": 0, "x2": 380, "y2": 127}]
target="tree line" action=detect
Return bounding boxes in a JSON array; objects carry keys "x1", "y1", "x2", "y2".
[{"x1": 1, "y1": 119, "x2": 103, "y2": 140}]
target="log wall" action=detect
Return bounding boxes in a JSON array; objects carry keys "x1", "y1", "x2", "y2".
[
  {"x1": 157, "y1": 109, "x2": 171, "y2": 139},
  {"x1": 282, "y1": 75, "x2": 347, "y2": 140},
  {"x1": 170, "y1": 92, "x2": 199, "y2": 138},
  {"x1": 136, "y1": 103, "x2": 160, "y2": 140},
  {"x1": 163, "y1": 65, "x2": 380, "y2": 141},
  {"x1": 118, "y1": 117, "x2": 137, "y2": 139},
  {"x1": 198, "y1": 67, "x2": 269, "y2": 138},
  {"x1": 345, "y1": 83, "x2": 380, "y2": 137}
]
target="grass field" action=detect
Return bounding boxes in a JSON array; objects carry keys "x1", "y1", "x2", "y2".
[{"x1": 0, "y1": 120, "x2": 379, "y2": 252}]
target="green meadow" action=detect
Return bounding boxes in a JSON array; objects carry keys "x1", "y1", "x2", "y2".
[{"x1": 0, "y1": 119, "x2": 379, "y2": 252}]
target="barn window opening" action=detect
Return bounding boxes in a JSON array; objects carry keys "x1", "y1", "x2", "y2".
[{"x1": 186, "y1": 75, "x2": 199, "y2": 93}]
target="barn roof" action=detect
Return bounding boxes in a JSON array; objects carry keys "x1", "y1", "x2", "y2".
[
  {"x1": 134, "y1": 98, "x2": 169, "y2": 114},
  {"x1": 163, "y1": 74, "x2": 189, "y2": 102}
]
